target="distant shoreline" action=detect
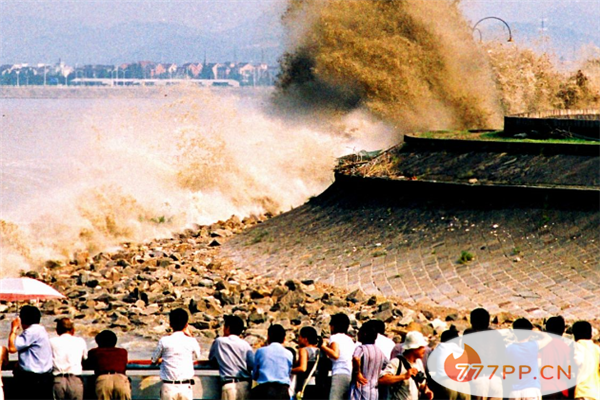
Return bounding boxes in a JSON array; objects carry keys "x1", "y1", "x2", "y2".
[{"x1": 0, "y1": 85, "x2": 271, "y2": 99}]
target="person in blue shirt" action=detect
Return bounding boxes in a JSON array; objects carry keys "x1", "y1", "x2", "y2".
[
  {"x1": 209, "y1": 315, "x2": 255, "y2": 400},
  {"x1": 8, "y1": 305, "x2": 53, "y2": 400},
  {"x1": 251, "y1": 324, "x2": 293, "y2": 400}
]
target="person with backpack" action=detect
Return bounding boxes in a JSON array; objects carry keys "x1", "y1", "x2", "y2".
[{"x1": 379, "y1": 331, "x2": 433, "y2": 400}]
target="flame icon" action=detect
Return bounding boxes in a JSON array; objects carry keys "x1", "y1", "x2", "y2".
[{"x1": 444, "y1": 344, "x2": 482, "y2": 382}]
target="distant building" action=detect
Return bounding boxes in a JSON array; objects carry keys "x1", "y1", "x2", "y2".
[
  {"x1": 0, "y1": 60, "x2": 278, "y2": 86},
  {"x1": 181, "y1": 63, "x2": 203, "y2": 78}
]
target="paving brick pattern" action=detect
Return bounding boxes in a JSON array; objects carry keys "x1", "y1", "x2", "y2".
[{"x1": 222, "y1": 188, "x2": 600, "y2": 321}]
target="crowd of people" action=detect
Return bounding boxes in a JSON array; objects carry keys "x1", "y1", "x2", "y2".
[{"x1": 1, "y1": 305, "x2": 599, "y2": 400}]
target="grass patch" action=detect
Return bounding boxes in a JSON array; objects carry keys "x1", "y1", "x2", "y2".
[
  {"x1": 247, "y1": 229, "x2": 269, "y2": 245},
  {"x1": 418, "y1": 130, "x2": 455, "y2": 138},
  {"x1": 539, "y1": 214, "x2": 551, "y2": 227},
  {"x1": 150, "y1": 216, "x2": 168, "y2": 224},
  {"x1": 480, "y1": 131, "x2": 594, "y2": 144},
  {"x1": 414, "y1": 130, "x2": 597, "y2": 144},
  {"x1": 458, "y1": 251, "x2": 475, "y2": 264},
  {"x1": 139, "y1": 215, "x2": 173, "y2": 224}
]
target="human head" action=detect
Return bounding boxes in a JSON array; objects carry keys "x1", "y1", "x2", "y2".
[
  {"x1": 402, "y1": 331, "x2": 428, "y2": 358},
  {"x1": 470, "y1": 308, "x2": 490, "y2": 331},
  {"x1": 572, "y1": 321, "x2": 592, "y2": 341},
  {"x1": 299, "y1": 326, "x2": 319, "y2": 346},
  {"x1": 56, "y1": 317, "x2": 74, "y2": 335},
  {"x1": 223, "y1": 315, "x2": 245, "y2": 336},
  {"x1": 95, "y1": 330, "x2": 118, "y2": 348},
  {"x1": 20, "y1": 305, "x2": 41, "y2": 327},
  {"x1": 545, "y1": 316, "x2": 566, "y2": 336},
  {"x1": 441, "y1": 327, "x2": 459, "y2": 343},
  {"x1": 358, "y1": 323, "x2": 378, "y2": 345},
  {"x1": 513, "y1": 318, "x2": 534, "y2": 340},
  {"x1": 330, "y1": 313, "x2": 350, "y2": 335},
  {"x1": 365, "y1": 319, "x2": 386, "y2": 335},
  {"x1": 169, "y1": 308, "x2": 189, "y2": 332},
  {"x1": 268, "y1": 324, "x2": 286, "y2": 344}
]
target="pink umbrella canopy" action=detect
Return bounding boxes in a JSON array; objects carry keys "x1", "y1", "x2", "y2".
[{"x1": 0, "y1": 277, "x2": 65, "y2": 302}]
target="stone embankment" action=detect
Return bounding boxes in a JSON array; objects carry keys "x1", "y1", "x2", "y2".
[
  {"x1": 2, "y1": 138, "x2": 597, "y2": 347},
  {"x1": 221, "y1": 139, "x2": 600, "y2": 325},
  {"x1": 1, "y1": 215, "x2": 491, "y2": 349}
]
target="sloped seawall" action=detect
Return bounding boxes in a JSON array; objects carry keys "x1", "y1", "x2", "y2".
[{"x1": 221, "y1": 138, "x2": 600, "y2": 320}]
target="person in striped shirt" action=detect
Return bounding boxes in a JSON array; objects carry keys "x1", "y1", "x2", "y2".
[{"x1": 350, "y1": 323, "x2": 386, "y2": 400}]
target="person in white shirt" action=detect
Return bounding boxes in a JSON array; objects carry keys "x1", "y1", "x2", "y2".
[
  {"x1": 0, "y1": 345, "x2": 9, "y2": 400},
  {"x1": 152, "y1": 308, "x2": 201, "y2": 400},
  {"x1": 428, "y1": 328, "x2": 470, "y2": 400},
  {"x1": 368, "y1": 319, "x2": 395, "y2": 360},
  {"x1": 50, "y1": 318, "x2": 88, "y2": 400},
  {"x1": 320, "y1": 313, "x2": 357, "y2": 400}
]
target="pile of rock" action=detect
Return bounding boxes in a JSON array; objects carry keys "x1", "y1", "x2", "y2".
[{"x1": 6, "y1": 215, "x2": 532, "y2": 349}]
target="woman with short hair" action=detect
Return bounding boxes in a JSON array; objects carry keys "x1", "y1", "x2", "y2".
[{"x1": 320, "y1": 313, "x2": 357, "y2": 400}]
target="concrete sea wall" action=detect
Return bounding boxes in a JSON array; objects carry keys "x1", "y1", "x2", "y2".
[{"x1": 222, "y1": 137, "x2": 600, "y2": 321}]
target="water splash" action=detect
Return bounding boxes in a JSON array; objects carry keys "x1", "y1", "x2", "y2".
[
  {"x1": 485, "y1": 42, "x2": 600, "y2": 114},
  {"x1": 0, "y1": 88, "x2": 396, "y2": 276},
  {"x1": 276, "y1": 0, "x2": 503, "y2": 131},
  {"x1": 276, "y1": 0, "x2": 600, "y2": 128}
]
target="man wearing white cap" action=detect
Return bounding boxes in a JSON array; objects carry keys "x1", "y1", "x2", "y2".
[{"x1": 379, "y1": 331, "x2": 434, "y2": 400}]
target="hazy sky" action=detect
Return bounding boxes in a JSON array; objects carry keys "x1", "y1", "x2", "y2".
[
  {"x1": 460, "y1": 0, "x2": 595, "y2": 28},
  {"x1": 2, "y1": 0, "x2": 588, "y2": 27},
  {"x1": 1, "y1": 0, "x2": 597, "y2": 64},
  {"x1": 2, "y1": 1, "x2": 596, "y2": 41},
  {"x1": 0, "y1": 0, "x2": 285, "y2": 30}
]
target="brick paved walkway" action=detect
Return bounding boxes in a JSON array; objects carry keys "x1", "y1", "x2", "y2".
[{"x1": 222, "y1": 185, "x2": 600, "y2": 321}]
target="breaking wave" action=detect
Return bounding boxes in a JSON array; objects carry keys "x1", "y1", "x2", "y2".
[
  {"x1": 275, "y1": 0, "x2": 503, "y2": 131},
  {"x1": 0, "y1": 88, "x2": 395, "y2": 276},
  {"x1": 2, "y1": 1, "x2": 599, "y2": 277}
]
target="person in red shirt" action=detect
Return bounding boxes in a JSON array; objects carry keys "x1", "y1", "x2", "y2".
[
  {"x1": 540, "y1": 316, "x2": 571, "y2": 400},
  {"x1": 85, "y1": 330, "x2": 131, "y2": 400}
]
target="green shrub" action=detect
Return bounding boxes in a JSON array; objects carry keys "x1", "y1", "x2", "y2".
[{"x1": 458, "y1": 251, "x2": 474, "y2": 264}]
